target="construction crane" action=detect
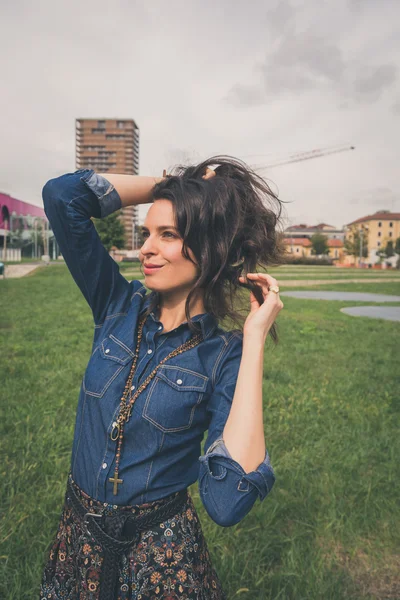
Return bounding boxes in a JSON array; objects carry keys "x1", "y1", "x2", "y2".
[{"x1": 249, "y1": 144, "x2": 355, "y2": 172}]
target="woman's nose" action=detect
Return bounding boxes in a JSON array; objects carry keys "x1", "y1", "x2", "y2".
[{"x1": 140, "y1": 236, "x2": 158, "y2": 254}]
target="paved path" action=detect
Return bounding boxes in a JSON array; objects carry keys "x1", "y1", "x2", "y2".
[
  {"x1": 129, "y1": 276, "x2": 399, "y2": 287},
  {"x1": 3, "y1": 264, "x2": 43, "y2": 278},
  {"x1": 280, "y1": 291, "x2": 400, "y2": 302},
  {"x1": 278, "y1": 278, "x2": 400, "y2": 286},
  {"x1": 340, "y1": 306, "x2": 400, "y2": 321}
]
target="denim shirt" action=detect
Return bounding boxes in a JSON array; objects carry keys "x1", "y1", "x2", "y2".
[{"x1": 42, "y1": 168, "x2": 275, "y2": 527}]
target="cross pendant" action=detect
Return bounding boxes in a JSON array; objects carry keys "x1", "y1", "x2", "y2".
[{"x1": 109, "y1": 470, "x2": 123, "y2": 495}]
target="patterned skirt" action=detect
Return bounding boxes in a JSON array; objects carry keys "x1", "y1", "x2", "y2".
[{"x1": 39, "y1": 472, "x2": 226, "y2": 600}]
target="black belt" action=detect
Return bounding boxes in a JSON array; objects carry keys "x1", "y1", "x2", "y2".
[{"x1": 66, "y1": 476, "x2": 189, "y2": 600}]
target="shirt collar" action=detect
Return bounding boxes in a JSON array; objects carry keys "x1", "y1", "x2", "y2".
[{"x1": 139, "y1": 291, "x2": 218, "y2": 340}]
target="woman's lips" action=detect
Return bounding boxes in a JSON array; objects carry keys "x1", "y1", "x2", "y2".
[{"x1": 143, "y1": 265, "x2": 164, "y2": 274}]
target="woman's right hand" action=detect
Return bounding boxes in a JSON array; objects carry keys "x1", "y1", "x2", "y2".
[{"x1": 202, "y1": 168, "x2": 216, "y2": 180}]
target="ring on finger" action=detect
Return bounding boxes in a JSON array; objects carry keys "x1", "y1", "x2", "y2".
[{"x1": 268, "y1": 284, "x2": 280, "y2": 294}]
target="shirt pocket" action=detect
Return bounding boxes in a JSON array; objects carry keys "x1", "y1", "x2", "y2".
[
  {"x1": 83, "y1": 334, "x2": 134, "y2": 398},
  {"x1": 142, "y1": 365, "x2": 209, "y2": 432}
]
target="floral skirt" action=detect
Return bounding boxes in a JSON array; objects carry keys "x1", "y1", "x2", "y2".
[{"x1": 39, "y1": 472, "x2": 226, "y2": 600}]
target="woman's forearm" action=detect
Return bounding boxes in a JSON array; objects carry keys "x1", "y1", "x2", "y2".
[
  {"x1": 222, "y1": 334, "x2": 267, "y2": 474},
  {"x1": 98, "y1": 173, "x2": 164, "y2": 208}
]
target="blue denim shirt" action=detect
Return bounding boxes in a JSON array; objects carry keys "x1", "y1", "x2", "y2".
[{"x1": 42, "y1": 169, "x2": 275, "y2": 527}]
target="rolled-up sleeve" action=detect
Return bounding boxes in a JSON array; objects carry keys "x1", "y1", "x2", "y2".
[
  {"x1": 198, "y1": 334, "x2": 275, "y2": 527},
  {"x1": 42, "y1": 169, "x2": 131, "y2": 325}
]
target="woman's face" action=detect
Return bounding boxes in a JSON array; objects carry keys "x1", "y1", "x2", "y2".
[{"x1": 139, "y1": 199, "x2": 199, "y2": 296}]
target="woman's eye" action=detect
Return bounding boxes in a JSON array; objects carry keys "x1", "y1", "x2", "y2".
[{"x1": 141, "y1": 231, "x2": 175, "y2": 238}]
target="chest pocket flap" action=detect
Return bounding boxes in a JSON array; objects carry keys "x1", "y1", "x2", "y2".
[
  {"x1": 84, "y1": 334, "x2": 134, "y2": 398},
  {"x1": 156, "y1": 366, "x2": 208, "y2": 392},
  {"x1": 100, "y1": 334, "x2": 134, "y2": 365}
]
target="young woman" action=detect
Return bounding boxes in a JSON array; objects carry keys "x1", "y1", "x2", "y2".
[{"x1": 39, "y1": 156, "x2": 285, "y2": 599}]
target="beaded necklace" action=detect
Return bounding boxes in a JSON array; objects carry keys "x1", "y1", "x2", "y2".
[{"x1": 108, "y1": 312, "x2": 203, "y2": 495}]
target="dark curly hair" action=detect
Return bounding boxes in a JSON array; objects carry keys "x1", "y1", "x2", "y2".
[{"x1": 140, "y1": 155, "x2": 288, "y2": 344}]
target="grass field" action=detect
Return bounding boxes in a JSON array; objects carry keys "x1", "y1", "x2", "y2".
[{"x1": 0, "y1": 264, "x2": 399, "y2": 599}]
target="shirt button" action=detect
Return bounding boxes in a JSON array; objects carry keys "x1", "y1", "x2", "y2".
[
  {"x1": 105, "y1": 349, "x2": 110, "y2": 354},
  {"x1": 177, "y1": 379, "x2": 183, "y2": 385},
  {"x1": 147, "y1": 349, "x2": 152, "y2": 354},
  {"x1": 102, "y1": 462, "x2": 107, "y2": 469},
  {"x1": 131, "y1": 385, "x2": 135, "y2": 390}
]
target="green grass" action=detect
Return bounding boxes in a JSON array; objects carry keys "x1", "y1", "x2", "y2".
[{"x1": 0, "y1": 265, "x2": 399, "y2": 599}]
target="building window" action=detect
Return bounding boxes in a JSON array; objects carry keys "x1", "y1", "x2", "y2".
[
  {"x1": 389, "y1": 222, "x2": 393, "y2": 227},
  {"x1": 378, "y1": 222, "x2": 382, "y2": 227},
  {"x1": 117, "y1": 121, "x2": 125, "y2": 128},
  {"x1": 377, "y1": 241, "x2": 381, "y2": 247},
  {"x1": 296, "y1": 248, "x2": 299, "y2": 253},
  {"x1": 389, "y1": 232, "x2": 393, "y2": 237},
  {"x1": 378, "y1": 232, "x2": 381, "y2": 237}
]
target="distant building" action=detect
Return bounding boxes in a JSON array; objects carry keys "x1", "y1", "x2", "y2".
[
  {"x1": 283, "y1": 222, "x2": 345, "y2": 261},
  {"x1": 284, "y1": 236, "x2": 344, "y2": 261},
  {"x1": 344, "y1": 210, "x2": 400, "y2": 266},
  {"x1": 0, "y1": 192, "x2": 50, "y2": 259},
  {"x1": 76, "y1": 118, "x2": 140, "y2": 250},
  {"x1": 284, "y1": 222, "x2": 345, "y2": 241}
]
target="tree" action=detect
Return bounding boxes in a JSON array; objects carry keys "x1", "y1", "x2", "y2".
[
  {"x1": 8, "y1": 225, "x2": 24, "y2": 249},
  {"x1": 395, "y1": 237, "x2": 400, "y2": 270},
  {"x1": 310, "y1": 233, "x2": 329, "y2": 256},
  {"x1": 376, "y1": 240, "x2": 395, "y2": 265},
  {"x1": 92, "y1": 211, "x2": 125, "y2": 251},
  {"x1": 344, "y1": 227, "x2": 369, "y2": 265},
  {"x1": 385, "y1": 240, "x2": 395, "y2": 259}
]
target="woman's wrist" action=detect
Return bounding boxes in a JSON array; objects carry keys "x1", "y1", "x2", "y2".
[{"x1": 97, "y1": 173, "x2": 163, "y2": 208}]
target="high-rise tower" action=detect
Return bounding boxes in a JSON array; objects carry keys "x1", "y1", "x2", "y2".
[{"x1": 75, "y1": 118, "x2": 140, "y2": 250}]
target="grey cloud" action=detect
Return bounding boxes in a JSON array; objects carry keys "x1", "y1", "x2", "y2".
[
  {"x1": 348, "y1": 0, "x2": 399, "y2": 11},
  {"x1": 263, "y1": 0, "x2": 296, "y2": 33},
  {"x1": 352, "y1": 64, "x2": 397, "y2": 103},
  {"x1": 224, "y1": 84, "x2": 267, "y2": 108},
  {"x1": 227, "y1": 37, "x2": 397, "y2": 108},
  {"x1": 226, "y1": 1, "x2": 398, "y2": 108},
  {"x1": 351, "y1": 187, "x2": 398, "y2": 209},
  {"x1": 225, "y1": 32, "x2": 345, "y2": 106},
  {"x1": 271, "y1": 34, "x2": 344, "y2": 81}
]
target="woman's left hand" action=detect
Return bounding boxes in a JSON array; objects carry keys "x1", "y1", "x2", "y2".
[{"x1": 238, "y1": 272, "x2": 284, "y2": 339}]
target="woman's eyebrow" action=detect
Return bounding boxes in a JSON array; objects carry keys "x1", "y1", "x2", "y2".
[{"x1": 140, "y1": 225, "x2": 178, "y2": 231}]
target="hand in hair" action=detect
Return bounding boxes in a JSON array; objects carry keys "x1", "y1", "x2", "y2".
[
  {"x1": 238, "y1": 272, "x2": 284, "y2": 340},
  {"x1": 202, "y1": 168, "x2": 216, "y2": 180}
]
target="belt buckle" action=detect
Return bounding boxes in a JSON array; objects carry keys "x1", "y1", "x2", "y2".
[{"x1": 84, "y1": 512, "x2": 103, "y2": 526}]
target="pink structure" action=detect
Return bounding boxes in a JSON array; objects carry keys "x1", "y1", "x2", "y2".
[{"x1": 0, "y1": 192, "x2": 46, "y2": 234}]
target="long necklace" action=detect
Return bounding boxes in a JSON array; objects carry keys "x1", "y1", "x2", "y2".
[{"x1": 108, "y1": 312, "x2": 203, "y2": 495}]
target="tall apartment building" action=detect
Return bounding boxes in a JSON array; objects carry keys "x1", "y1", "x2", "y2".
[{"x1": 75, "y1": 118, "x2": 140, "y2": 250}]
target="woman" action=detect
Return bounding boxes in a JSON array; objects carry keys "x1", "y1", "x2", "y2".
[{"x1": 39, "y1": 156, "x2": 285, "y2": 599}]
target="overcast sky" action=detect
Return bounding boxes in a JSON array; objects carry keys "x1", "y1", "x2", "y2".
[{"x1": 1, "y1": 0, "x2": 399, "y2": 230}]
